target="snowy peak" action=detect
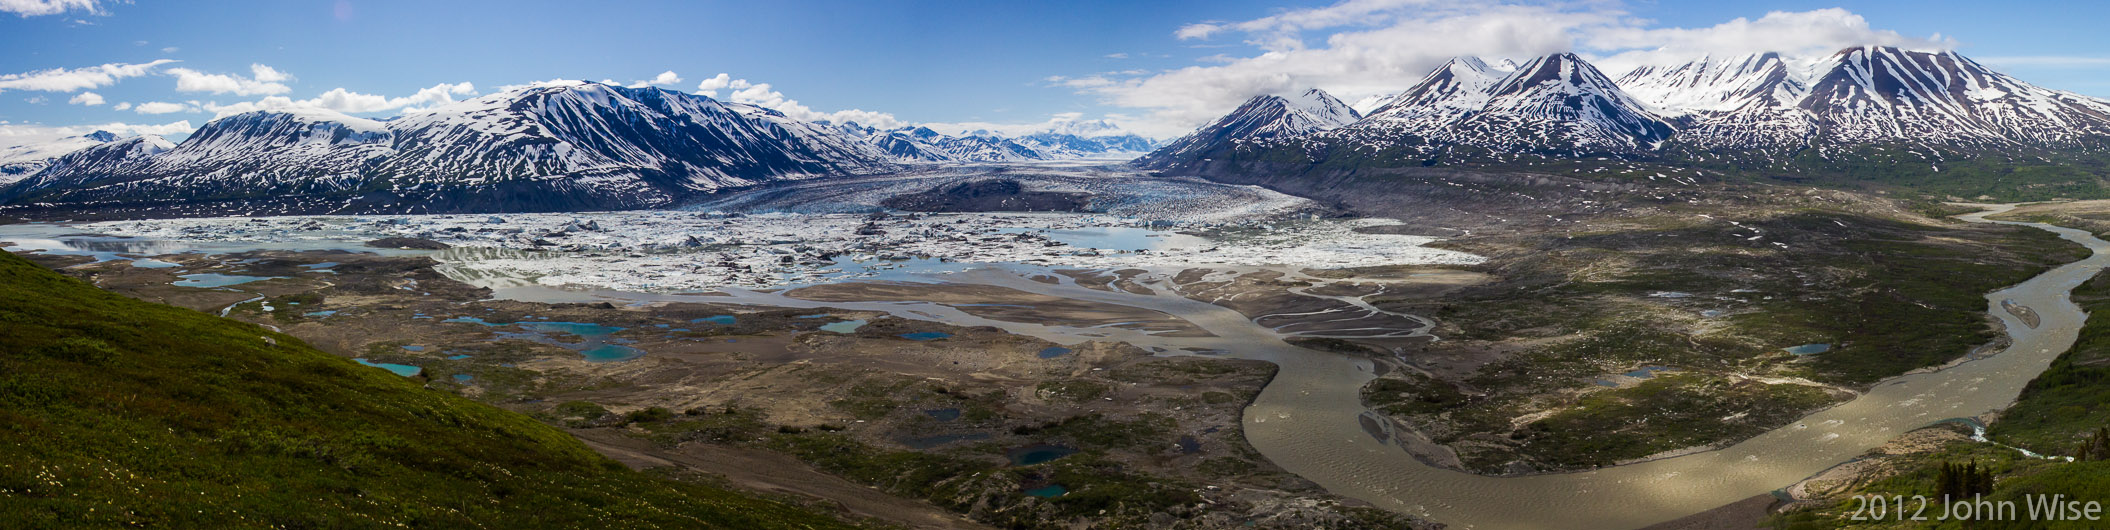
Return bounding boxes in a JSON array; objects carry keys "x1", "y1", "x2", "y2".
[
  {"x1": 1618, "y1": 52, "x2": 1810, "y2": 115},
  {"x1": 1135, "y1": 89, "x2": 1360, "y2": 168},
  {"x1": 1364, "y1": 56, "x2": 1507, "y2": 120},
  {"x1": 1283, "y1": 88, "x2": 1362, "y2": 127},
  {"x1": 1348, "y1": 53, "x2": 1675, "y2": 154},
  {"x1": 1796, "y1": 45, "x2": 2110, "y2": 147},
  {"x1": 0, "y1": 130, "x2": 120, "y2": 181},
  {"x1": 187, "y1": 109, "x2": 393, "y2": 150},
  {"x1": 1471, "y1": 53, "x2": 1677, "y2": 151}
]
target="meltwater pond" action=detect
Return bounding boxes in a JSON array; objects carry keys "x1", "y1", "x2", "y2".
[
  {"x1": 354, "y1": 359, "x2": 421, "y2": 377},
  {"x1": 819, "y1": 320, "x2": 866, "y2": 333},
  {"x1": 1784, "y1": 343, "x2": 1832, "y2": 355},
  {"x1": 1006, "y1": 444, "x2": 1078, "y2": 466},
  {"x1": 444, "y1": 317, "x2": 646, "y2": 362}
]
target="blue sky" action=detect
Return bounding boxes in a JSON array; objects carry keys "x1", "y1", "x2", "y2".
[{"x1": 3, "y1": 0, "x2": 2108, "y2": 140}]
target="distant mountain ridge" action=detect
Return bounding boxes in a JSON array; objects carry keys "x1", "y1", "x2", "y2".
[
  {"x1": 1139, "y1": 46, "x2": 2110, "y2": 174},
  {"x1": 1, "y1": 81, "x2": 1158, "y2": 216},
  {"x1": 0, "y1": 130, "x2": 117, "y2": 183}
]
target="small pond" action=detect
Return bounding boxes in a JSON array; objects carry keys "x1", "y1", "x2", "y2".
[
  {"x1": 1785, "y1": 343, "x2": 1831, "y2": 355},
  {"x1": 1006, "y1": 444, "x2": 1078, "y2": 466},
  {"x1": 899, "y1": 332, "x2": 952, "y2": 341},
  {"x1": 1037, "y1": 346, "x2": 1073, "y2": 359},
  {"x1": 819, "y1": 320, "x2": 866, "y2": 333},
  {"x1": 354, "y1": 359, "x2": 421, "y2": 377}
]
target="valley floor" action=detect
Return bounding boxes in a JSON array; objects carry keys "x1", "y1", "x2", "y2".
[{"x1": 8, "y1": 163, "x2": 2110, "y2": 528}]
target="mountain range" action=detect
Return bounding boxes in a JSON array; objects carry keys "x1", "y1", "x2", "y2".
[
  {"x1": 0, "y1": 82, "x2": 1155, "y2": 216},
  {"x1": 1140, "y1": 46, "x2": 2110, "y2": 179}
]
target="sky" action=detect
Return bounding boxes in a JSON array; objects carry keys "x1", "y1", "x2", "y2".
[{"x1": 3, "y1": 0, "x2": 2109, "y2": 142}]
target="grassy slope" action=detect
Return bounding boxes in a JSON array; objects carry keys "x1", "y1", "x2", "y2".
[{"x1": 0, "y1": 251, "x2": 857, "y2": 529}]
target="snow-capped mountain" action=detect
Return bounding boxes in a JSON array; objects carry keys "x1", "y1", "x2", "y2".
[
  {"x1": 1355, "y1": 57, "x2": 1512, "y2": 134},
  {"x1": 834, "y1": 121, "x2": 1153, "y2": 163},
  {"x1": 1377, "y1": 52, "x2": 1675, "y2": 155},
  {"x1": 8, "y1": 135, "x2": 175, "y2": 194},
  {"x1": 1798, "y1": 46, "x2": 2110, "y2": 148},
  {"x1": 4, "y1": 82, "x2": 900, "y2": 213},
  {"x1": 1622, "y1": 47, "x2": 2110, "y2": 152},
  {"x1": 1616, "y1": 52, "x2": 1818, "y2": 153},
  {"x1": 1348, "y1": 93, "x2": 1397, "y2": 116},
  {"x1": 1134, "y1": 89, "x2": 1360, "y2": 167},
  {"x1": 1142, "y1": 46, "x2": 2110, "y2": 171},
  {"x1": 0, "y1": 130, "x2": 116, "y2": 183},
  {"x1": 1014, "y1": 132, "x2": 1156, "y2": 158}
]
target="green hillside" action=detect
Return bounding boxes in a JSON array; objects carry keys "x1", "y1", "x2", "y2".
[{"x1": 0, "y1": 250, "x2": 857, "y2": 529}]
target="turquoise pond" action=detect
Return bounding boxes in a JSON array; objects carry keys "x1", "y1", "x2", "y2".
[
  {"x1": 446, "y1": 354, "x2": 471, "y2": 360},
  {"x1": 444, "y1": 316, "x2": 645, "y2": 362},
  {"x1": 453, "y1": 374, "x2": 473, "y2": 382},
  {"x1": 172, "y1": 273, "x2": 279, "y2": 288},
  {"x1": 691, "y1": 315, "x2": 737, "y2": 325},
  {"x1": 129, "y1": 259, "x2": 180, "y2": 269},
  {"x1": 1023, "y1": 485, "x2": 1067, "y2": 498},
  {"x1": 1006, "y1": 444, "x2": 1077, "y2": 466},
  {"x1": 402, "y1": 345, "x2": 425, "y2": 352},
  {"x1": 303, "y1": 310, "x2": 337, "y2": 317},
  {"x1": 354, "y1": 359, "x2": 421, "y2": 377},
  {"x1": 1037, "y1": 346, "x2": 1073, "y2": 359},
  {"x1": 899, "y1": 332, "x2": 952, "y2": 341},
  {"x1": 1623, "y1": 366, "x2": 1672, "y2": 378},
  {"x1": 819, "y1": 320, "x2": 866, "y2": 333},
  {"x1": 1784, "y1": 343, "x2": 1832, "y2": 355}
]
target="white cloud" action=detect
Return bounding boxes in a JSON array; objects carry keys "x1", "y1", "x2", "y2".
[
  {"x1": 132, "y1": 101, "x2": 193, "y2": 114},
  {"x1": 67, "y1": 91, "x2": 102, "y2": 105},
  {"x1": 168, "y1": 64, "x2": 293, "y2": 96},
  {"x1": 160, "y1": 46, "x2": 178, "y2": 54},
  {"x1": 618, "y1": 72, "x2": 682, "y2": 89},
  {"x1": 1084, "y1": 3, "x2": 1953, "y2": 136},
  {"x1": 200, "y1": 82, "x2": 478, "y2": 117},
  {"x1": 0, "y1": 0, "x2": 102, "y2": 17},
  {"x1": 694, "y1": 73, "x2": 734, "y2": 98},
  {"x1": 694, "y1": 72, "x2": 905, "y2": 129},
  {"x1": 248, "y1": 64, "x2": 293, "y2": 83},
  {"x1": 111, "y1": 101, "x2": 130, "y2": 111},
  {"x1": 1105, "y1": 52, "x2": 1130, "y2": 59},
  {"x1": 0, "y1": 59, "x2": 175, "y2": 92}
]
